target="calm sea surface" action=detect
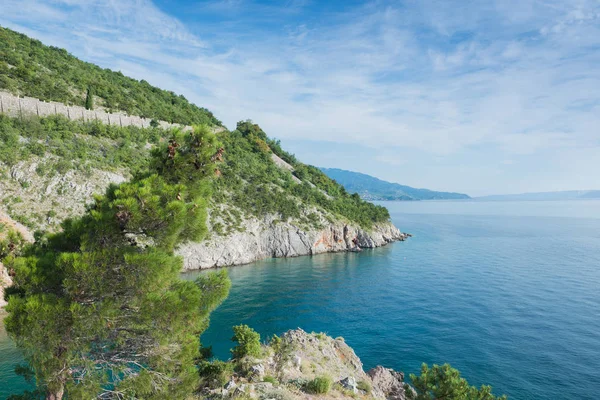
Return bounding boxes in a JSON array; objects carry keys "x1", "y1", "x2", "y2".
[{"x1": 2, "y1": 200, "x2": 600, "y2": 399}]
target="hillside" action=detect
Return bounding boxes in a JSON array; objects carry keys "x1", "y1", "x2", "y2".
[
  {"x1": 0, "y1": 31, "x2": 403, "y2": 273},
  {"x1": 0, "y1": 115, "x2": 392, "y2": 232},
  {"x1": 0, "y1": 27, "x2": 221, "y2": 126},
  {"x1": 321, "y1": 168, "x2": 470, "y2": 201}
]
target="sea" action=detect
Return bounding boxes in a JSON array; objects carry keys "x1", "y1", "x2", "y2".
[{"x1": 1, "y1": 200, "x2": 599, "y2": 399}]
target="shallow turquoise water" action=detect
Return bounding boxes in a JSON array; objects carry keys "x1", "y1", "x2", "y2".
[
  {"x1": 2, "y1": 200, "x2": 600, "y2": 399},
  {"x1": 0, "y1": 311, "x2": 30, "y2": 399}
]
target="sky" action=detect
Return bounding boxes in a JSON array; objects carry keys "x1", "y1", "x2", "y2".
[{"x1": 1, "y1": 0, "x2": 599, "y2": 196}]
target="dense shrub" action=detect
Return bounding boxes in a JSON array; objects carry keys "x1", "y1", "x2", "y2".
[
  {"x1": 231, "y1": 324, "x2": 262, "y2": 359},
  {"x1": 0, "y1": 114, "x2": 164, "y2": 174},
  {"x1": 0, "y1": 225, "x2": 26, "y2": 260},
  {"x1": 198, "y1": 360, "x2": 234, "y2": 388},
  {"x1": 305, "y1": 376, "x2": 332, "y2": 394},
  {"x1": 407, "y1": 364, "x2": 507, "y2": 400}
]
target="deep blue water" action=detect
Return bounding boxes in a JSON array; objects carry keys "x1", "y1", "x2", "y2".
[{"x1": 2, "y1": 200, "x2": 600, "y2": 399}]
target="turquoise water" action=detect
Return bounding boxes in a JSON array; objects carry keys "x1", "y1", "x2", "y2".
[
  {"x1": 2, "y1": 200, "x2": 600, "y2": 399},
  {"x1": 0, "y1": 311, "x2": 31, "y2": 399}
]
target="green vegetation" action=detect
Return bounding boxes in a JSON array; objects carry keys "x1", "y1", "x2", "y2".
[
  {"x1": 84, "y1": 86, "x2": 94, "y2": 110},
  {"x1": 263, "y1": 375, "x2": 278, "y2": 385},
  {"x1": 0, "y1": 27, "x2": 221, "y2": 126},
  {"x1": 4, "y1": 126, "x2": 231, "y2": 399},
  {"x1": 0, "y1": 114, "x2": 166, "y2": 175},
  {"x1": 214, "y1": 121, "x2": 390, "y2": 228},
  {"x1": 231, "y1": 324, "x2": 262, "y2": 359},
  {"x1": 198, "y1": 360, "x2": 234, "y2": 389},
  {"x1": 357, "y1": 379, "x2": 372, "y2": 394},
  {"x1": 1, "y1": 114, "x2": 388, "y2": 231},
  {"x1": 304, "y1": 375, "x2": 332, "y2": 394},
  {"x1": 406, "y1": 363, "x2": 507, "y2": 400},
  {"x1": 0, "y1": 225, "x2": 26, "y2": 261}
]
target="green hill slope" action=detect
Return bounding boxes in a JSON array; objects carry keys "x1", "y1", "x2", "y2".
[
  {"x1": 320, "y1": 167, "x2": 470, "y2": 201},
  {"x1": 0, "y1": 27, "x2": 391, "y2": 239},
  {"x1": 0, "y1": 26, "x2": 221, "y2": 126},
  {"x1": 0, "y1": 115, "x2": 389, "y2": 233}
]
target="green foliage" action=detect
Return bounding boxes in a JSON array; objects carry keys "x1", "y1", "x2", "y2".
[
  {"x1": 231, "y1": 324, "x2": 262, "y2": 359},
  {"x1": 0, "y1": 26, "x2": 221, "y2": 126},
  {"x1": 0, "y1": 114, "x2": 164, "y2": 174},
  {"x1": 304, "y1": 376, "x2": 332, "y2": 394},
  {"x1": 406, "y1": 364, "x2": 507, "y2": 400},
  {"x1": 198, "y1": 360, "x2": 234, "y2": 389},
  {"x1": 151, "y1": 125, "x2": 222, "y2": 193},
  {"x1": 1, "y1": 113, "x2": 389, "y2": 231},
  {"x1": 269, "y1": 334, "x2": 282, "y2": 352},
  {"x1": 84, "y1": 86, "x2": 94, "y2": 110},
  {"x1": 357, "y1": 380, "x2": 372, "y2": 394},
  {"x1": 4, "y1": 126, "x2": 230, "y2": 399},
  {"x1": 214, "y1": 121, "x2": 390, "y2": 228},
  {"x1": 0, "y1": 225, "x2": 26, "y2": 261},
  {"x1": 263, "y1": 375, "x2": 278, "y2": 385}
]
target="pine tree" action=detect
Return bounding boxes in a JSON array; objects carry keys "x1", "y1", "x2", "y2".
[
  {"x1": 4, "y1": 125, "x2": 230, "y2": 399},
  {"x1": 85, "y1": 86, "x2": 94, "y2": 110},
  {"x1": 406, "y1": 363, "x2": 507, "y2": 400}
]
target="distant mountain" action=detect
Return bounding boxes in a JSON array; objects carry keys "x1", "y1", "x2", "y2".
[
  {"x1": 580, "y1": 190, "x2": 600, "y2": 199},
  {"x1": 320, "y1": 168, "x2": 471, "y2": 201},
  {"x1": 476, "y1": 190, "x2": 600, "y2": 201}
]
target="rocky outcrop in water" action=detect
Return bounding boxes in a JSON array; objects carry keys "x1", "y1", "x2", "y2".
[{"x1": 177, "y1": 214, "x2": 407, "y2": 270}]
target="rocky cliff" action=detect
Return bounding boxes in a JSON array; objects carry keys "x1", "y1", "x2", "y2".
[{"x1": 177, "y1": 213, "x2": 407, "y2": 270}]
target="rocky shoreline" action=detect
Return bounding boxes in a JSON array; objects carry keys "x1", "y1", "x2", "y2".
[{"x1": 177, "y1": 217, "x2": 408, "y2": 270}]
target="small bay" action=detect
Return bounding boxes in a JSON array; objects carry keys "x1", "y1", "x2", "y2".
[{"x1": 2, "y1": 200, "x2": 600, "y2": 399}]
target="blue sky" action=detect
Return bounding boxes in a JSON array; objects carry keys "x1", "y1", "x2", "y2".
[{"x1": 1, "y1": 0, "x2": 599, "y2": 196}]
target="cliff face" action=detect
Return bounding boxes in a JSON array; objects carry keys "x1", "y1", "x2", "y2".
[{"x1": 177, "y1": 213, "x2": 407, "y2": 270}]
